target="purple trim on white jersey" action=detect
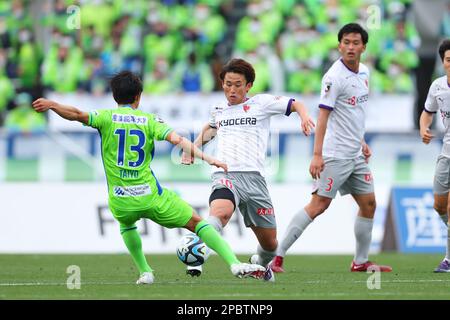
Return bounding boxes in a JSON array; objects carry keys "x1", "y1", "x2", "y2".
[
  {"x1": 319, "y1": 104, "x2": 333, "y2": 111},
  {"x1": 285, "y1": 98, "x2": 295, "y2": 116},
  {"x1": 340, "y1": 59, "x2": 358, "y2": 74},
  {"x1": 424, "y1": 108, "x2": 436, "y2": 114}
]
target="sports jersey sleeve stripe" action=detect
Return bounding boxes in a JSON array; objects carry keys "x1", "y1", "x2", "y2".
[
  {"x1": 88, "y1": 112, "x2": 94, "y2": 127},
  {"x1": 319, "y1": 104, "x2": 333, "y2": 110},
  {"x1": 285, "y1": 98, "x2": 295, "y2": 116},
  {"x1": 424, "y1": 108, "x2": 436, "y2": 114},
  {"x1": 162, "y1": 128, "x2": 173, "y2": 140}
]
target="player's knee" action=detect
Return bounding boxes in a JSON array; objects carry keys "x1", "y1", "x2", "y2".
[
  {"x1": 366, "y1": 198, "x2": 376, "y2": 212},
  {"x1": 260, "y1": 238, "x2": 278, "y2": 252},
  {"x1": 309, "y1": 200, "x2": 330, "y2": 217},
  {"x1": 439, "y1": 204, "x2": 450, "y2": 216}
]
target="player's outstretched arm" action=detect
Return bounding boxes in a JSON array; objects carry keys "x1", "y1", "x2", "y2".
[
  {"x1": 167, "y1": 131, "x2": 227, "y2": 172},
  {"x1": 32, "y1": 98, "x2": 89, "y2": 125},
  {"x1": 181, "y1": 123, "x2": 217, "y2": 165},
  {"x1": 419, "y1": 111, "x2": 435, "y2": 145},
  {"x1": 310, "y1": 107, "x2": 331, "y2": 179},
  {"x1": 291, "y1": 100, "x2": 315, "y2": 136}
]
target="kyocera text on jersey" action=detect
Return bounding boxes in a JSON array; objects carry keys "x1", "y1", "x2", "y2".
[{"x1": 217, "y1": 117, "x2": 257, "y2": 128}]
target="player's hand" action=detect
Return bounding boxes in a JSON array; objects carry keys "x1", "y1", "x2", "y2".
[
  {"x1": 362, "y1": 142, "x2": 372, "y2": 164},
  {"x1": 309, "y1": 154, "x2": 324, "y2": 179},
  {"x1": 210, "y1": 159, "x2": 228, "y2": 173},
  {"x1": 32, "y1": 98, "x2": 55, "y2": 113},
  {"x1": 301, "y1": 116, "x2": 315, "y2": 136},
  {"x1": 420, "y1": 128, "x2": 434, "y2": 144},
  {"x1": 181, "y1": 151, "x2": 194, "y2": 165}
]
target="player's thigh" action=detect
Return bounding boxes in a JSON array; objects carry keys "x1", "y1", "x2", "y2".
[
  {"x1": 434, "y1": 155, "x2": 450, "y2": 196},
  {"x1": 141, "y1": 188, "x2": 193, "y2": 229},
  {"x1": 210, "y1": 172, "x2": 240, "y2": 223},
  {"x1": 109, "y1": 206, "x2": 140, "y2": 230},
  {"x1": 341, "y1": 157, "x2": 374, "y2": 197},
  {"x1": 315, "y1": 158, "x2": 354, "y2": 198},
  {"x1": 209, "y1": 188, "x2": 236, "y2": 224}
]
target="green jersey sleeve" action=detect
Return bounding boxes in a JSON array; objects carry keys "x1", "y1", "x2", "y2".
[
  {"x1": 88, "y1": 109, "x2": 110, "y2": 129},
  {"x1": 149, "y1": 114, "x2": 172, "y2": 141}
]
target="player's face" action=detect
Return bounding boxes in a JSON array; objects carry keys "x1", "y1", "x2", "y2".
[
  {"x1": 443, "y1": 50, "x2": 450, "y2": 76},
  {"x1": 338, "y1": 33, "x2": 366, "y2": 64},
  {"x1": 222, "y1": 72, "x2": 252, "y2": 105}
]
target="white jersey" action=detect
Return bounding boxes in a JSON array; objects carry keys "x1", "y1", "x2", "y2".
[
  {"x1": 319, "y1": 59, "x2": 370, "y2": 159},
  {"x1": 424, "y1": 75, "x2": 450, "y2": 158},
  {"x1": 209, "y1": 94, "x2": 294, "y2": 175}
]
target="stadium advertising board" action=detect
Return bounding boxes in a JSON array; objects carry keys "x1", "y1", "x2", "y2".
[{"x1": 383, "y1": 187, "x2": 447, "y2": 253}]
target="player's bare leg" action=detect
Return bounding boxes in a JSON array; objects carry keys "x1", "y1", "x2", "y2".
[
  {"x1": 434, "y1": 193, "x2": 450, "y2": 272},
  {"x1": 272, "y1": 194, "x2": 331, "y2": 272},
  {"x1": 434, "y1": 193, "x2": 449, "y2": 226}
]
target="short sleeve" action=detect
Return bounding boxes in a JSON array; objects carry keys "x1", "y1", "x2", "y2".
[
  {"x1": 149, "y1": 114, "x2": 173, "y2": 141},
  {"x1": 424, "y1": 82, "x2": 438, "y2": 113},
  {"x1": 318, "y1": 74, "x2": 340, "y2": 111},
  {"x1": 258, "y1": 94, "x2": 294, "y2": 116},
  {"x1": 88, "y1": 109, "x2": 110, "y2": 129}
]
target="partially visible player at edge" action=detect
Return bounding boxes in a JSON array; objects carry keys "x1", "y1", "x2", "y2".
[
  {"x1": 419, "y1": 39, "x2": 450, "y2": 273},
  {"x1": 181, "y1": 58, "x2": 315, "y2": 281},
  {"x1": 271, "y1": 23, "x2": 392, "y2": 273},
  {"x1": 32, "y1": 71, "x2": 265, "y2": 284}
]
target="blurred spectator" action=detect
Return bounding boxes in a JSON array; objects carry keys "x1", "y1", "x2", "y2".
[
  {"x1": 5, "y1": 92, "x2": 46, "y2": 133},
  {"x1": 172, "y1": 51, "x2": 214, "y2": 93}
]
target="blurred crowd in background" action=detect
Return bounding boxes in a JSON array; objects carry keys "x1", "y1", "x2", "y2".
[{"x1": 0, "y1": 0, "x2": 449, "y2": 133}]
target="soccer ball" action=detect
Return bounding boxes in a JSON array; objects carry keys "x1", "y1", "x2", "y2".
[{"x1": 176, "y1": 234, "x2": 211, "y2": 266}]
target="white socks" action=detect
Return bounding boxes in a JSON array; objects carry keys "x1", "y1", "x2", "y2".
[
  {"x1": 439, "y1": 214, "x2": 448, "y2": 226},
  {"x1": 353, "y1": 216, "x2": 374, "y2": 264},
  {"x1": 206, "y1": 215, "x2": 223, "y2": 233},
  {"x1": 256, "y1": 245, "x2": 277, "y2": 267},
  {"x1": 277, "y1": 209, "x2": 313, "y2": 257}
]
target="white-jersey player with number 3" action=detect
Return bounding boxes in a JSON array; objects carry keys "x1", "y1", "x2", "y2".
[
  {"x1": 181, "y1": 58, "x2": 315, "y2": 281},
  {"x1": 419, "y1": 39, "x2": 450, "y2": 273},
  {"x1": 271, "y1": 23, "x2": 392, "y2": 273}
]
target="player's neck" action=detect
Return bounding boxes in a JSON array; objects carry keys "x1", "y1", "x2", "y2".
[
  {"x1": 119, "y1": 103, "x2": 138, "y2": 109},
  {"x1": 447, "y1": 74, "x2": 450, "y2": 88},
  {"x1": 340, "y1": 58, "x2": 359, "y2": 73},
  {"x1": 228, "y1": 97, "x2": 249, "y2": 106}
]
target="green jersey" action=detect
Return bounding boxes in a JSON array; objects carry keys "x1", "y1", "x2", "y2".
[{"x1": 88, "y1": 106, "x2": 172, "y2": 211}]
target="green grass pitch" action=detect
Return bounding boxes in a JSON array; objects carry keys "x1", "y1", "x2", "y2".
[{"x1": 1, "y1": 253, "x2": 449, "y2": 300}]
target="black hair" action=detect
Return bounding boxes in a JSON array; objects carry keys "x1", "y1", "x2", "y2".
[
  {"x1": 338, "y1": 23, "x2": 369, "y2": 45},
  {"x1": 439, "y1": 39, "x2": 450, "y2": 61},
  {"x1": 219, "y1": 58, "x2": 255, "y2": 84},
  {"x1": 110, "y1": 71, "x2": 143, "y2": 104}
]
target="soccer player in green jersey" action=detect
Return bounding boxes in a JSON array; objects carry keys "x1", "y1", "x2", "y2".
[{"x1": 32, "y1": 71, "x2": 265, "y2": 284}]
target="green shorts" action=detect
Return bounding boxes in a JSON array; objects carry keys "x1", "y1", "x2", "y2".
[{"x1": 110, "y1": 188, "x2": 193, "y2": 231}]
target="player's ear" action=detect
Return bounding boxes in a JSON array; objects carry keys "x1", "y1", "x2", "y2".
[
  {"x1": 245, "y1": 82, "x2": 253, "y2": 93},
  {"x1": 134, "y1": 93, "x2": 142, "y2": 105}
]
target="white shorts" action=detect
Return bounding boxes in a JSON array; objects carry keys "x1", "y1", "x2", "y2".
[{"x1": 314, "y1": 156, "x2": 374, "y2": 199}]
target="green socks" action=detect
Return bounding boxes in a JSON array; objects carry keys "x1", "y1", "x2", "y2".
[
  {"x1": 121, "y1": 226, "x2": 152, "y2": 274},
  {"x1": 195, "y1": 220, "x2": 240, "y2": 266}
]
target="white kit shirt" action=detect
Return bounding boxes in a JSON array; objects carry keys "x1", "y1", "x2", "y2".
[
  {"x1": 209, "y1": 94, "x2": 294, "y2": 176},
  {"x1": 319, "y1": 59, "x2": 370, "y2": 159},
  {"x1": 424, "y1": 75, "x2": 450, "y2": 157}
]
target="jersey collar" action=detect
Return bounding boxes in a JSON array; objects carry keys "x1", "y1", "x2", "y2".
[{"x1": 227, "y1": 97, "x2": 249, "y2": 106}]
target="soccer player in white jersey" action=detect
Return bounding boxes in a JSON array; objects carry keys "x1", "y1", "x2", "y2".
[
  {"x1": 419, "y1": 39, "x2": 450, "y2": 273},
  {"x1": 271, "y1": 23, "x2": 392, "y2": 273},
  {"x1": 181, "y1": 58, "x2": 315, "y2": 281}
]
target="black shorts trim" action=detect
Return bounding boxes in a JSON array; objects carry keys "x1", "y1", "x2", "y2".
[{"x1": 209, "y1": 188, "x2": 236, "y2": 210}]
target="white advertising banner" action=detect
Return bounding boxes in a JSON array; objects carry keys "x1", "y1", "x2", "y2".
[{"x1": 0, "y1": 183, "x2": 389, "y2": 254}]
